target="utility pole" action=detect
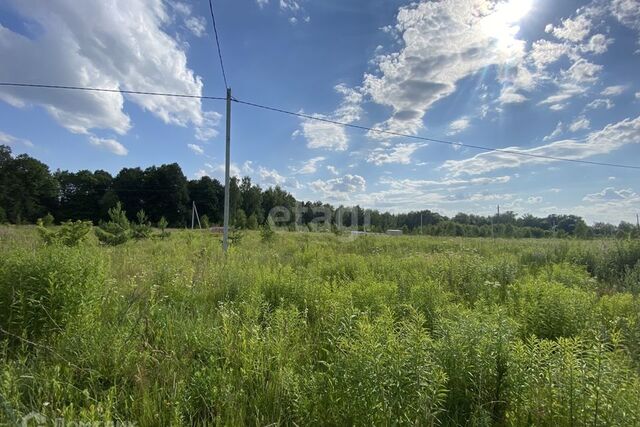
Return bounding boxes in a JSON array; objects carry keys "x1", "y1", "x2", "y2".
[
  {"x1": 191, "y1": 201, "x2": 195, "y2": 229},
  {"x1": 420, "y1": 213, "x2": 423, "y2": 235},
  {"x1": 636, "y1": 213, "x2": 639, "y2": 230},
  {"x1": 223, "y1": 88, "x2": 231, "y2": 253}
]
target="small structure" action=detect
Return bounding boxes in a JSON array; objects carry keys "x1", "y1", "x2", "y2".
[
  {"x1": 210, "y1": 226, "x2": 225, "y2": 234},
  {"x1": 386, "y1": 229, "x2": 403, "y2": 236},
  {"x1": 350, "y1": 231, "x2": 367, "y2": 236}
]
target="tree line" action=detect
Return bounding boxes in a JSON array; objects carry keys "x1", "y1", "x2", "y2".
[{"x1": 1, "y1": 145, "x2": 637, "y2": 238}]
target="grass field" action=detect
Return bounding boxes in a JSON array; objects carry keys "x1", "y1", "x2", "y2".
[{"x1": 1, "y1": 226, "x2": 640, "y2": 426}]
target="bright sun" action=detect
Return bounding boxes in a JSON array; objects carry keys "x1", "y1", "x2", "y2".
[{"x1": 482, "y1": 0, "x2": 534, "y2": 51}]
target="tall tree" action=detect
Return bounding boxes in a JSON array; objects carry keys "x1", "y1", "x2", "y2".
[
  {"x1": 0, "y1": 146, "x2": 57, "y2": 223},
  {"x1": 142, "y1": 163, "x2": 189, "y2": 226}
]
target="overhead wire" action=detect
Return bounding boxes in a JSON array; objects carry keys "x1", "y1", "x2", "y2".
[
  {"x1": 2, "y1": 81, "x2": 640, "y2": 171},
  {"x1": 0, "y1": 82, "x2": 225, "y2": 101},
  {"x1": 232, "y1": 98, "x2": 640, "y2": 171},
  {"x1": 207, "y1": 0, "x2": 229, "y2": 90}
]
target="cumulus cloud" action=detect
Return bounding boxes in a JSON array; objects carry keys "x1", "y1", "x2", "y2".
[
  {"x1": 447, "y1": 117, "x2": 471, "y2": 135},
  {"x1": 185, "y1": 16, "x2": 207, "y2": 37},
  {"x1": 88, "y1": 136, "x2": 128, "y2": 156},
  {"x1": 293, "y1": 156, "x2": 325, "y2": 174},
  {"x1": 0, "y1": 131, "x2": 33, "y2": 148},
  {"x1": 568, "y1": 116, "x2": 591, "y2": 133},
  {"x1": 367, "y1": 142, "x2": 426, "y2": 166},
  {"x1": 611, "y1": 0, "x2": 640, "y2": 44},
  {"x1": 298, "y1": 85, "x2": 362, "y2": 151},
  {"x1": 529, "y1": 40, "x2": 570, "y2": 69},
  {"x1": 359, "y1": 0, "x2": 527, "y2": 137},
  {"x1": 547, "y1": 14, "x2": 592, "y2": 42},
  {"x1": 601, "y1": 85, "x2": 627, "y2": 97},
  {"x1": 585, "y1": 98, "x2": 614, "y2": 110},
  {"x1": 326, "y1": 165, "x2": 339, "y2": 175},
  {"x1": 583, "y1": 187, "x2": 638, "y2": 203},
  {"x1": 258, "y1": 166, "x2": 301, "y2": 189},
  {"x1": 443, "y1": 115, "x2": 640, "y2": 176},
  {"x1": 543, "y1": 122, "x2": 564, "y2": 142},
  {"x1": 0, "y1": 0, "x2": 221, "y2": 150},
  {"x1": 310, "y1": 174, "x2": 366, "y2": 195},
  {"x1": 188, "y1": 143, "x2": 204, "y2": 155}
]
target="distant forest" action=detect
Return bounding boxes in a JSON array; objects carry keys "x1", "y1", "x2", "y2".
[{"x1": 1, "y1": 145, "x2": 638, "y2": 238}]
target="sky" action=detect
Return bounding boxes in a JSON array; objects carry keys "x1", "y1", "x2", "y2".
[{"x1": 1, "y1": 0, "x2": 640, "y2": 224}]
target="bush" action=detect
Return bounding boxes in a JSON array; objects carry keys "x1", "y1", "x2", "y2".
[
  {"x1": 131, "y1": 209, "x2": 152, "y2": 239},
  {"x1": 37, "y1": 220, "x2": 93, "y2": 247},
  {"x1": 95, "y1": 202, "x2": 130, "y2": 245},
  {"x1": 0, "y1": 247, "x2": 104, "y2": 339},
  {"x1": 157, "y1": 216, "x2": 170, "y2": 239},
  {"x1": 40, "y1": 212, "x2": 55, "y2": 227},
  {"x1": 260, "y1": 225, "x2": 276, "y2": 243}
]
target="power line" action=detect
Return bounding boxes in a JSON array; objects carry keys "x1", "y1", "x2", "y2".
[
  {"x1": 232, "y1": 98, "x2": 640, "y2": 171},
  {"x1": 208, "y1": 0, "x2": 229, "y2": 90},
  {"x1": 0, "y1": 82, "x2": 226, "y2": 101},
  {"x1": 2, "y1": 80, "x2": 640, "y2": 171}
]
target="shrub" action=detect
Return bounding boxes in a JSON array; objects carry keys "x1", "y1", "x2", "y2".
[
  {"x1": 260, "y1": 224, "x2": 276, "y2": 243},
  {"x1": 95, "y1": 202, "x2": 130, "y2": 245},
  {"x1": 200, "y1": 214, "x2": 210, "y2": 229},
  {"x1": 37, "y1": 219, "x2": 92, "y2": 247},
  {"x1": 157, "y1": 216, "x2": 170, "y2": 238},
  {"x1": 131, "y1": 209, "x2": 152, "y2": 239},
  {"x1": 40, "y1": 212, "x2": 55, "y2": 227}
]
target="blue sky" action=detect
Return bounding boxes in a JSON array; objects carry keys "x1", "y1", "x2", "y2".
[{"x1": 1, "y1": 0, "x2": 640, "y2": 223}]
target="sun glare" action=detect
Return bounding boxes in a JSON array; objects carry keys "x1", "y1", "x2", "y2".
[{"x1": 482, "y1": 0, "x2": 534, "y2": 52}]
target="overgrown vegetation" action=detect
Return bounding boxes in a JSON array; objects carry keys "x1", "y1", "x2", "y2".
[{"x1": 1, "y1": 229, "x2": 640, "y2": 425}]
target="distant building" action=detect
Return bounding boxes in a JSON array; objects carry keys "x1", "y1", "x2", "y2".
[
  {"x1": 386, "y1": 229, "x2": 403, "y2": 236},
  {"x1": 351, "y1": 231, "x2": 367, "y2": 236}
]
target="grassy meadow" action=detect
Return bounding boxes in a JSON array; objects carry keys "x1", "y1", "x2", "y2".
[{"x1": 1, "y1": 226, "x2": 640, "y2": 426}]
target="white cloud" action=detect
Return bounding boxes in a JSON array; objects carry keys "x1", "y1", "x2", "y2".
[
  {"x1": 256, "y1": 0, "x2": 269, "y2": 8},
  {"x1": 367, "y1": 142, "x2": 426, "y2": 166},
  {"x1": 581, "y1": 34, "x2": 613, "y2": 54},
  {"x1": 568, "y1": 116, "x2": 591, "y2": 133},
  {"x1": 188, "y1": 143, "x2": 204, "y2": 155},
  {"x1": 294, "y1": 156, "x2": 325, "y2": 174},
  {"x1": 185, "y1": 16, "x2": 207, "y2": 37},
  {"x1": 360, "y1": 0, "x2": 528, "y2": 137},
  {"x1": 310, "y1": 174, "x2": 366, "y2": 195},
  {"x1": 326, "y1": 165, "x2": 339, "y2": 175},
  {"x1": 380, "y1": 175, "x2": 511, "y2": 191},
  {"x1": 539, "y1": 59, "x2": 602, "y2": 109},
  {"x1": 258, "y1": 166, "x2": 301, "y2": 189},
  {"x1": 195, "y1": 111, "x2": 222, "y2": 141},
  {"x1": 543, "y1": 122, "x2": 564, "y2": 142},
  {"x1": 0, "y1": 131, "x2": 33, "y2": 148},
  {"x1": 443, "y1": 115, "x2": 640, "y2": 176},
  {"x1": 529, "y1": 40, "x2": 570, "y2": 68},
  {"x1": 611, "y1": 0, "x2": 640, "y2": 44},
  {"x1": 88, "y1": 136, "x2": 128, "y2": 156},
  {"x1": 0, "y1": 0, "x2": 220, "y2": 142},
  {"x1": 601, "y1": 85, "x2": 627, "y2": 97},
  {"x1": 447, "y1": 117, "x2": 471, "y2": 135},
  {"x1": 583, "y1": 187, "x2": 638, "y2": 203},
  {"x1": 548, "y1": 14, "x2": 592, "y2": 42},
  {"x1": 499, "y1": 88, "x2": 528, "y2": 104},
  {"x1": 585, "y1": 98, "x2": 614, "y2": 110},
  {"x1": 636, "y1": 92, "x2": 640, "y2": 100},
  {"x1": 242, "y1": 161, "x2": 255, "y2": 174},
  {"x1": 298, "y1": 85, "x2": 362, "y2": 151},
  {"x1": 527, "y1": 196, "x2": 543, "y2": 204}
]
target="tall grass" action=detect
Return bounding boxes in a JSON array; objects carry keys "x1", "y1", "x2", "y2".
[{"x1": 1, "y1": 228, "x2": 639, "y2": 425}]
